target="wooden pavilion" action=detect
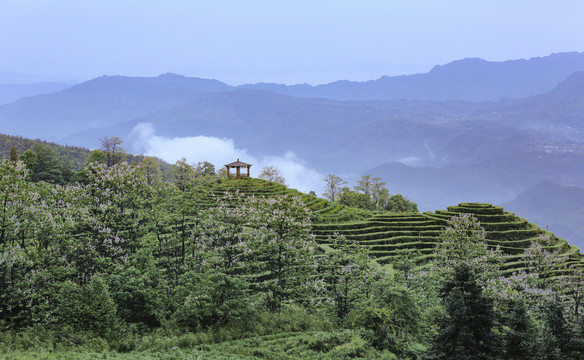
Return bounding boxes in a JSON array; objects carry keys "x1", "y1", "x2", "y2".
[{"x1": 224, "y1": 159, "x2": 252, "y2": 179}]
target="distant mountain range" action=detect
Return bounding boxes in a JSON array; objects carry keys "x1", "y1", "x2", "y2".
[
  {"x1": 0, "y1": 73, "x2": 232, "y2": 141},
  {"x1": 2, "y1": 51, "x2": 584, "y2": 143},
  {"x1": 241, "y1": 52, "x2": 584, "y2": 101},
  {"x1": 1, "y1": 51, "x2": 584, "y2": 246},
  {"x1": 0, "y1": 82, "x2": 72, "y2": 105}
]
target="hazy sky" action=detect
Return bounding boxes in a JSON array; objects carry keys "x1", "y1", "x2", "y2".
[{"x1": 1, "y1": 0, "x2": 584, "y2": 85}]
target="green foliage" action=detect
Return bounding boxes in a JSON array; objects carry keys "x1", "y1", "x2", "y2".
[
  {"x1": 432, "y1": 213, "x2": 503, "y2": 278},
  {"x1": 86, "y1": 149, "x2": 107, "y2": 165},
  {"x1": 57, "y1": 275, "x2": 119, "y2": 338},
  {"x1": 339, "y1": 187, "x2": 375, "y2": 210},
  {"x1": 350, "y1": 284, "x2": 424, "y2": 358},
  {"x1": 244, "y1": 194, "x2": 318, "y2": 311},
  {"x1": 499, "y1": 298, "x2": 539, "y2": 359},
  {"x1": 171, "y1": 157, "x2": 196, "y2": 190},
  {"x1": 2, "y1": 154, "x2": 584, "y2": 360},
  {"x1": 427, "y1": 263, "x2": 500, "y2": 360},
  {"x1": 100, "y1": 136, "x2": 126, "y2": 167},
  {"x1": 173, "y1": 272, "x2": 257, "y2": 331},
  {"x1": 8, "y1": 146, "x2": 19, "y2": 161},
  {"x1": 318, "y1": 234, "x2": 381, "y2": 321},
  {"x1": 386, "y1": 194, "x2": 418, "y2": 213},
  {"x1": 195, "y1": 160, "x2": 216, "y2": 178}
]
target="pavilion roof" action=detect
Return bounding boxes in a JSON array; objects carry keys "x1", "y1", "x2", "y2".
[{"x1": 224, "y1": 159, "x2": 252, "y2": 167}]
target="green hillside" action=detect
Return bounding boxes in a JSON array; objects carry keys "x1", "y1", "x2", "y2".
[
  {"x1": 172, "y1": 178, "x2": 583, "y2": 274},
  {"x1": 3, "y1": 161, "x2": 584, "y2": 359}
]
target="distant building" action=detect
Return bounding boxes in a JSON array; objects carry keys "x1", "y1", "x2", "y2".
[{"x1": 224, "y1": 159, "x2": 252, "y2": 179}]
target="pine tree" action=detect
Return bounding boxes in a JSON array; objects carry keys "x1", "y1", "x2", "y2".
[
  {"x1": 8, "y1": 147, "x2": 18, "y2": 162},
  {"x1": 428, "y1": 263, "x2": 500, "y2": 360}
]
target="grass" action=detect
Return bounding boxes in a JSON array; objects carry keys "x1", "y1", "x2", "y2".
[{"x1": 1, "y1": 330, "x2": 397, "y2": 360}]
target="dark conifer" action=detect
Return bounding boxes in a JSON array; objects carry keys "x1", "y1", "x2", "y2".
[{"x1": 427, "y1": 263, "x2": 500, "y2": 360}]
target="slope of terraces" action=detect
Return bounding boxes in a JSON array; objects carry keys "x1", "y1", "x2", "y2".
[
  {"x1": 313, "y1": 202, "x2": 583, "y2": 273},
  {"x1": 201, "y1": 179, "x2": 583, "y2": 274},
  {"x1": 205, "y1": 178, "x2": 370, "y2": 221}
]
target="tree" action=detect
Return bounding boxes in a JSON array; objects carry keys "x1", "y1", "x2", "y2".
[
  {"x1": 17, "y1": 144, "x2": 65, "y2": 183},
  {"x1": 370, "y1": 177, "x2": 389, "y2": 210},
  {"x1": 522, "y1": 233, "x2": 565, "y2": 290},
  {"x1": 354, "y1": 283, "x2": 423, "y2": 357},
  {"x1": 538, "y1": 298, "x2": 574, "y2": 359},
  {"x1": 392, "y1": 248, "x2": 423, "y2": 287},
  {"x1": 19, "y1": 149, "x2": 38, "y2": 176},
  {"x1": 559, "y1": 264, "x2": 584, "y2": 320},
  {"x1": 354, "y1": 175, "x2": 373, "y2": 199},
  {"x1": 200, "y1": 191, "x2": 251, "y2": 272},
  {"x1": 386, "y1": 194, "x2": 418, "y2": 213},
  {"x1": 245, "y1": 195, "x2": 318, "y2": 311},
  {"x1": 339, "y1": 187, "x2": 374, "y2": 210},
  {"x1": 57, "y1": 275, "x2": 119, "y2": 337},
  {"x1": 433, "y1": 213, "x2": 501, "y2": 275},
  {"x1": 29, "y1": 143, "x2": 64, "y2": 184},
  {"x1": 84, "y1": 161, "x2": 154, "y2": 270},
  {"x1": 258, "y1": 166, "x2": 286, "y2": 185},
  {"x1": 141, "y1": 156, "x2": 162, "y2": 184},
  {"x1": 194, "y1": 161, "x2": 216, "y2": 178},
  {"x1": 427, "y1": 263, "x2": 499, "y2": 360},
  {"x1": 319, "y1": 235, "x2": 380, "y2": 321},
  {"x1": 100, "y1": 136, "x2": 125, "y2": 167},
  {"x1": 9, "y1": 147, "x2": 18, "y2": 162},
  {"x1": 499, "y1": 298, "x2": 538, "y2": 360},
  {"x1": 323, "y1": 174, "x2": 346, "y2": 202},
  {"x1": 170, "y1": 158, "x2": 195, "y2": 191},
  {"x1": 86, "y1": 149, "x2": 107, "y2": 165}
]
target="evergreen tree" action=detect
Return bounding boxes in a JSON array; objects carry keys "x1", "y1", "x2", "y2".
[
  {"x1": 500, "y1": 299, "x2": 538, "y2": 360},
  {"x1": 9, "y1": 146, "x2": 18, "y2": 162},
  {"x1": 427, "y1": 263, "x2": 499, "y2": 360},
  {"x1": 538, "y1": 298, "x2": 573, "y2": 359},
  {"x1": 171, "y1": 158, "x2": 196, "y2": 190}
]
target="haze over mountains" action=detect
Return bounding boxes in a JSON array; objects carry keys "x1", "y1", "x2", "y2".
[{"x1": 1, "y1": 51, "x2": 584, "y2": 246}]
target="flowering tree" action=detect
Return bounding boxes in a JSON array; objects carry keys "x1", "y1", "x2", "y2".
[
  {"x1": 85, "y1": 161, "x2": 154, "y2": 260},
  {"x1": 522, "y1": 233, "x2": 566, "y2": 290},
  {"x1": 318, "y1": 234, "x2": 381, "y2": 320},
  {"x1": 244, "y1": 194, "x2": 318, "y2": 311},
  {"x1": 559, "y1": 264, "x2": 584, "y2": 320},
  {"x1": 199, "y1": 191, "x2": 251, "y2": 272},
  {"x1": 258, "y1": 166, "x2": 286, "y2": 186},
  {"x1": 432, "y1": 213, "x2": 502, "y2": 278}
]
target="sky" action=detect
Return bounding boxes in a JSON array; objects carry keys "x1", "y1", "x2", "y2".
[{"x1": 1, "y1": 0, "x2": 584, "y2": 85}]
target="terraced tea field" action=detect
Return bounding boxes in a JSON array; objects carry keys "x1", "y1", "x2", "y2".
[
  {"x1": 206, "y1": 179, "x2": 583, "y2": 274},
  {"x1": 315, "y1": 202, "x2": 583, "y2": 274}
]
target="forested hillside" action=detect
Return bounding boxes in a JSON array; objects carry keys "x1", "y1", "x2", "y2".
[
  {"x1": 0, "y1": 133, "x2": 171, "y2": 182},
  {"x1": 2, "y1": 154, "x2": 584, "y2": 359}
]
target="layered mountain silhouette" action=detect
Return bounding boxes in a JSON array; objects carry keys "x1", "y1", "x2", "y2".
[
  {"x1": 0, "y1": 73, "x2": 232, "y2": 141},
  {"x1": 242, "y1": 52, "x2": 584, "y2": 101},
  {"x1": 0, "y1": 82, "x2": 72, "y2": 105}
]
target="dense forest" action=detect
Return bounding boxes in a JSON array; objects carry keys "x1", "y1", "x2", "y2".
[{"x1": 2, "y1": 139, "x2": 584, "y2": 359}]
